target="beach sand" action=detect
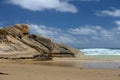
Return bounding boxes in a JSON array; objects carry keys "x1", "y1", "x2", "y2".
[{"x1": 0, "y1": 58, "x2": 120, "y2": 80}]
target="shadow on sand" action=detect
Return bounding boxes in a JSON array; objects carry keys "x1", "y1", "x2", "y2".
[{"x1": 0, "y1": 72, "x2": 9, "y2": 75}]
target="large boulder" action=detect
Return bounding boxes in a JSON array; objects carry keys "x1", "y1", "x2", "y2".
[
  {"x1": 0, "y1": 24, "x2": 83, "y2": 60},
  {"x1": 14, "y1": 24, "x2": 30, "y2": 35},
  {"x1": 3, "y1": 24, "x2": 30, "y2": 39}
]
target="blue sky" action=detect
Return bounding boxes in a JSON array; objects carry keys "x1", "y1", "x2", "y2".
[{"x1": 0, "y1": 0, "x2": 120, "y2": 48}]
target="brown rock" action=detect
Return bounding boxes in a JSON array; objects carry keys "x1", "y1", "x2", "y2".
[
  {"x1": 0, "y1": 24, "x2": 83, "y2": 60},
  {"x1": 14, "y1": 24, "x2": 30, "y2": 35}
]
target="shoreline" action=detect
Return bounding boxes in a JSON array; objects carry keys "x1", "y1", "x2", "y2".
[
  {"x1": 0, "y1": 56, "x2": 120, "y2": 69},
  {"x1": 0, "y1": 58, "x2": 120, "y2": 80}
]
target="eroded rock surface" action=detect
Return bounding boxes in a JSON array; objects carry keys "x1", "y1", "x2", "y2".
[{"x1": 0, "y1": 24, "x2": 83, "y2": 60}]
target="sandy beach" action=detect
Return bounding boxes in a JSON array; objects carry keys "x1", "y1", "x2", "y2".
[{"x1": 0, "y1": 58, "x2": 120, "y2": 80}]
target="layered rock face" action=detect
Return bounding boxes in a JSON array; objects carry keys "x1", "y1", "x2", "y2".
[{"x1": 0, "y1": 24, "x2": 83, "y2": 60}]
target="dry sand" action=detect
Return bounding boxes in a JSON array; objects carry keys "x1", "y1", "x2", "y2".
[{"x1": 0, "y1": 58, "x2": 120, "y2": 80}]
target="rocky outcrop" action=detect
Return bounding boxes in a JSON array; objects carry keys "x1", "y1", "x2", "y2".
[{"x1": 0, "y1": 24, "x2": 83, "y2": 60}]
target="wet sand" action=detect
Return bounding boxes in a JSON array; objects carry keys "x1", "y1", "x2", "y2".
[{"x1": 0, "y1": 58, "x2": 120, "y2": 80}]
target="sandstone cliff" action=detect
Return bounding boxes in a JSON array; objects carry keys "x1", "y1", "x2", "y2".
[{"x1": 0, "y1": 24, "x2": 83, "y2": 60}]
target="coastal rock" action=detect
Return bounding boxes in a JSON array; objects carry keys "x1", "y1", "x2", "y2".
[{"x1": 0, "y1": 24, "x2": 83, "y2": 60}]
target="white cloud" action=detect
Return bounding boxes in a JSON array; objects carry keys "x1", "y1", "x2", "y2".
[
  {"x1": 7, "y1": 0, "x2": 78, "y2": 13},
  {"x1": 68, "y1": 25, "x2": 120, "y2": 47},
  {"x1": 30, "y1": 24, "x2": 120, "y2": 48},
  {"x1": 30, "y1": 24, "x2": 62, "y2": 38},
  {"x1": 68, "y1": 25, "x2": 101, "y2": 35},
  {"x1": 29, "y1": 24, "x2": 76, "y2": 44},
  {"x1": 78, "y1": 0, "x2": 100, "y2": 1},
  {"x1": 69, "y1": 25, "x2": 115, "y2": 41},
  {"x1": 65, "y1": 0, "x2": 100, "y2": 2},
  {"x1": 115, "y1": 21, "x2": 120, "y2": 26},
  {"x1": 96, "y1": 8, "x2": 120, "y2": 17}
]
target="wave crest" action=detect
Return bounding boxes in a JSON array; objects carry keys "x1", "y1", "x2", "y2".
[{"x1": 80, "y1": 48, "x2": 120, "y2": 55}]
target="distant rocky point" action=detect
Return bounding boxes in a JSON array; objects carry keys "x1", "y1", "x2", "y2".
[{"x1": 0, "y1": 24, "x2": 83, "y2": 60}]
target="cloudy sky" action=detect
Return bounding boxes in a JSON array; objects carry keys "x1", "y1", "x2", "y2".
[{"x1": 0, "y1": 0, "x2": 120, "y2": 48}]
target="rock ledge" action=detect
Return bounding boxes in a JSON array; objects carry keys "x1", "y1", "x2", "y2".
[{"x1": 0, "y1": 24, "x2": 83, "y2": 60}]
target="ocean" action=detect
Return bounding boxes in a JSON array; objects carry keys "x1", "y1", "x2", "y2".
[
  {"x1": 80, "y1": 48, "x2": 120, "y2": 55},
  {"x1": 79, "y1": 48, "x2": 120, "y2": 60}
]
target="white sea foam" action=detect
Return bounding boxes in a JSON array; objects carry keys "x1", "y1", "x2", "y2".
[{"x1": 80, "y1": 48, "x2": 120, "y2": 55}]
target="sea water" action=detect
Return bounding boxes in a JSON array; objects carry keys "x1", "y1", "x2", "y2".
[
  {"x1": 34, "y1": 48, "x2": 120, "y2": 69},
  {"x1": 78, "y1": 48, "x2": 120, "y2": 68},
  {"x1": 79, "y1": 48, "x2": 120, "y2": 60},
  {"x1": 80, "y1": 48, "x2": 120, "y2": 55}
]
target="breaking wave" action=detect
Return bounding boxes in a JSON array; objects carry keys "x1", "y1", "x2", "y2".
[{"x1": 80, "y1": 48, "x2": 120, "y2": 55}]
